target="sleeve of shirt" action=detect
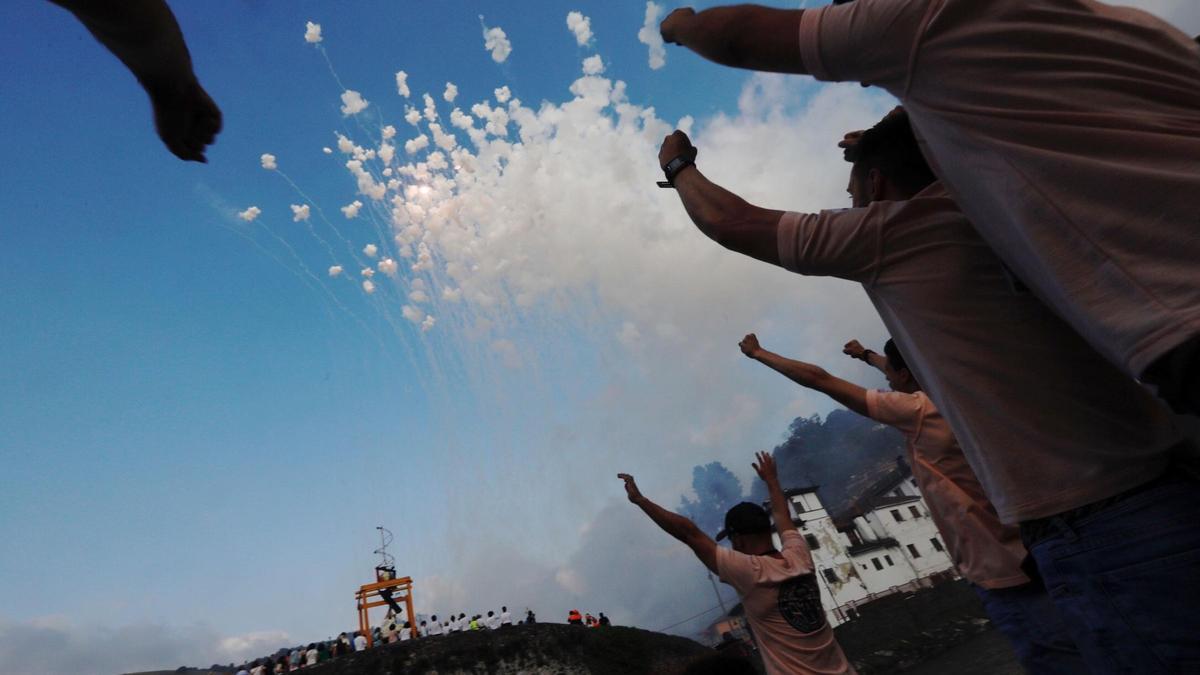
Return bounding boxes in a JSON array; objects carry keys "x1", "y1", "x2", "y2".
[
  {"x1": 865, "y1": 389, "x2": 923, "y2": 435},
  {"x1": 716, "y1": 545, "x2": 763, "y2": 595},
  {"x1": 779, "y1": 530, "x2": 816, "y2": 575},
  {"x1": 776, "y1": 207, "x2": 883, "y2": 283},
  {"x1": 799, "y1": 0, "x2": 934, "y2": 92}
]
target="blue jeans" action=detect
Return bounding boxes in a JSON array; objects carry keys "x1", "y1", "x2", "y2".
[
  {"x1": 973, "y1": 582, "x2": 1088, "y2": 674},
  {"x1": 1022, "y1": 473, "x2": 1200, "y2": 674}
]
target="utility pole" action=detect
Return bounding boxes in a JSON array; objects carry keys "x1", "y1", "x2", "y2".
[{"x1": 708, "y1": 571, "x2": 728, "y2": 615}]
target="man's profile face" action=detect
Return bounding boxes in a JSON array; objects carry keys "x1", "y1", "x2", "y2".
[{"x1": 848, "y1": 167, "x2": 872, "y2": 208}]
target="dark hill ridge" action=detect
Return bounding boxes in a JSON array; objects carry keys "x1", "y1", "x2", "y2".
[{"x1": 127, "y1": 624, "x2": 721, "y2": 675}]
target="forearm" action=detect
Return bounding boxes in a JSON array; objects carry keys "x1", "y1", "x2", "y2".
[
  {"x1": 635, "y1": 496, "x2": 702, "y2": 545},
  {"x1": 673, "y1": 5, "x2": 806, "y2": 74},
  {"x1": 53, "y1": 0, "x2": 196, "y2": 91},
  {"x1": 673, "y1": 168, "x2": 782, "y2": 265},
  {"x1": 765, "y1": 479, "x2": 794, "y2": 537},
  {"x1": 864, "y1": 351, "x2": 887, "y2": 374},
  {"x1": 753, "y1": 349, "x2": 831, "y2": 391}
]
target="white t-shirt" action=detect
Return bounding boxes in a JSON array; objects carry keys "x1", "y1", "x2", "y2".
[
  {"x1": 776, "y1": 183, "x2": 1181, "y2": 521},
  {"x1": 250, "y1": 666, "x2": 266, "y2": 675},
  {"x1": 305, "y1": 649, "x2": 318, "y2": 665},
  {"x1": 500, "y1": 611, "x2": 512, "y2": 625},
  {"x1": 487, "y1": 615, "x2": 501, "y2": 629},
  {"x1": 353, "y1": 634, "x2": 367, "y2": 651},
  {"x1": 399, "y1": 627, "x2": 412, "y2": 641},
  {"x1": 797, "y1": 0, "x2": 1200, "y2": 379},
  {"x1": 427, "y1": 621, "x2": 443, "y2": 636}
]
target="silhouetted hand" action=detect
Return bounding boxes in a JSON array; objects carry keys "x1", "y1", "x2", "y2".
[
  {"x1": 660, "y1": 8, "x2": 696, "y2": 45},
  {"x1": 843, "y1": 339, "x2": 867, "y2": 361},
  {"x1": 618, "y1": 473, "x2": 645, "y2": 504},
  {"x1": 752, "y1": 451, "x2": 779, "y2": 486},
  {"x1": 739, "y1": 333, "x2": 763, "y2": 359},
  {"x1": 148, "y1": 75, "x2": 222, "y2": 162},
  {"x1": 659, "y1": 130, "x2": 698, "y2": 171}
]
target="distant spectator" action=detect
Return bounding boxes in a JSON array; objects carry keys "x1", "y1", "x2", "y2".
[
  {"x1": 317, "y1": 642, "x2": 330, "y2": 662},
  {"x1": 274, "y1": 656, "x2": 287, "y2": 674},
  {"x1": 568, "y1": 609, "x2": 583, "y2": 625},
  {"x1": 500, "y1": 606, "x2": 512, "y2": 626},
  {"x1": 427, "y1": 615, "x2": 443, "y2": 636},
  {"x1": 526, "y1": 609, "x2": 537, "y2": 624},
  {"x1": 400, "y1": 621, "x2": 413, "y2": 641},
  {"x1": 486, "y1": 610, "x2": 501, "y2": 630},
  {"x1": 353, "y1": 632, "x2": 368, "y2": 652},
  {"x1": 599, "y1": 613, "x2": 610, "y2": 627},
  {"x1": 250, "y1": 659, "x2": 268, "y2": 675},
  {"x1": 235, "y1": 666, "x2": 250, "y2": 675},
  {"x1": 585, "y1": 613, "x2": 598, "y2": 628},
  {"x1": 288, "y1": 648, "x2": 301, "y2": 670},
  {"x1": 419, "y1": 620, "x2": 428, "y2": 637},
  {"x1": 304, "y1": 644, "x2": 318, "y2": 667},
  {"x1": 470, "y1": 615, "x2": 481, "y2": 630}
]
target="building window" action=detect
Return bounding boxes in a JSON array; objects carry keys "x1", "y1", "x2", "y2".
[
  {"x1": 907, "y1": 543, "x2": 922, "y2": 558},
  {"x1": 891, "y1": 509, "x2": 904, "y2": 522},
  {"x1": 805, "y1": 534, "x2": 821, "y2": 550},
  {"x1": 884, "y1": 555, "x2": 894, "y2": 567},
  {"x1": 872, "y1": 558, "x2": 884, "y2": 571},
  {"x1": 909, "y1": 505, "x2": 921, "y2": 518},
  {"x1": 930, "y1": 537, "x2": 944, "y2": 552},
  {"x1": 823, "y1": 568, "x2": 839, "y2": 584}
]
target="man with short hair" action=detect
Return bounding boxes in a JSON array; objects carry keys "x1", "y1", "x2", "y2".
[
  {"x1": 740, "y1": 333, "x2": 1084, "y2": 671},
  {"x1": 657, "y1": 108, "x2": 1191, "y2": 669},
  {"x1": 657, "y1": 1, "x2": 1200, "y2": 414},
  {"x1": 500, "y1": 605, "x2": 512, "y2": 626},
  {"x1": 352, "y1": 632, "x2": 367, "y2": 652},
  {"x1": 620, "y1": 452, "x2": 854, "y2": 675}
]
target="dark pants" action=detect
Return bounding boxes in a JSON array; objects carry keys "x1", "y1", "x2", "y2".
[
  {"x1": 1021, "y1": 472, "x2": 1200, "y2": 673},
  {"x1": 379, "y1": 589, "x2": 404, "y2": 617},
  {"x1": 973, "y1": 582, "x2": 1087, "y2": 674}
]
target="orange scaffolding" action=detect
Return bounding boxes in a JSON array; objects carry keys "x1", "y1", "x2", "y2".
[{"x1": 355, "y1": 568, "x2": 414, "y2": 648}]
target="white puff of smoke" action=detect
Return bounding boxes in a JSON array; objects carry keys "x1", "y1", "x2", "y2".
[
  {"x1": 395, "y1": 71, "x2": 411, "y2": 98},
  {"x1": 405, "y1": 135, "x2": 430, "y2": 154},
  {"x1": 444, "y1": 82, "x2": 459, "y2": 103},
  {"x1": 378, "y1": 258, "x2": 399, "y2": 276},
  {"x1": 382, "y1": 125, "x2": 397, "y2": 140},
  {"x1": 494, "y1": 86, "x2": 512, "y2": 103},
  {"x1": 481, "y1": 21, "x2": 513, "y2": 63},
  {"x1": 430, "y1": 123, "x2": 458, "y2": 151},
  {"x1": 340, "y1": 90, "x2": 370, "y2": 116},
  {"x1": 336, "y1": 133, "x2": 355, "y2": 154},
  {"x1": 442, "y1": 287, "x2": 463, "y2": 302},
  {"x1": 423, "y1": 93, "x2": 439, "y2": 122},
  {"x1": 361, "y1": 267, "x2": 375, "y2": 278},
  {"x1": 401, "y1": 305, "x2": 425, "y2": 323},
  {"x1": 341, "y1": 200, "x2": 363, "y2": 218},
  {"x1": 260, "y1": 153, "x2": 277, "y2": 170},
  {"x1": 582, "y1": 55, "x2": 605, "y2": 75},
  {"x1": 421, "y1": 315, "x2": 436, "y2": 331},
  {"x1": 409, "y1": 289, "x2": 429, "y2": 303},
  {"x1": 566, "y1": 11, "x2": 593, "y2": 46},
  {"x1": 328, "y1": 265, "x2": 343, "y2": 278},
  {"x1": 237, "y1": 206, "x2": 261, "y2": 222},
  {"x1": 405, "y1": 107, "x2": 422, "y2": 126},
  {"x1": 290, "y1": 204, "x2": 310, "y2": 222},
  {"x1": 379, "y1": 143, "x2": 396, "y2": 164},
  {"x1": 304, "y1": 21, "x2": 322, "y2": 44},
  {"x1": 345, "y1": 159, "x2": 387, "y2": 200},
  {"x1": 362, "y1": 243, "x2": 378, "y2": 258},
  {"x1": 638, "y1": 2, "x2": 667, "y2": 70},
  {"x1": 427, "y1": 151, "x2": 449, "y2": 171},
  {"x1": 450, "y1": 108, "x2": 475, "y2": 131},
  {"x1": 362, "y1": 279, "x2": 376, "y2": 294},
  {"x1": 322, "y1": 146, "x2": 333, "y2": 154}
]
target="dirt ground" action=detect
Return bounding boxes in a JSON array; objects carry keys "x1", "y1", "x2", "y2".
[{"x1": 902, "y1": 628, "x2": 1024, "y2": 675}]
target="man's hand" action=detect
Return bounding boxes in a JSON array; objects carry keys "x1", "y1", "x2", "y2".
[
  {"x1": 752, "y1": 451, "x2": 779, "y2": 486},
  {"x1": 659, "y1": 130, "x2": 698, "y2": 171},
  {"x1": 618, "y1": 473, "x2": 645, "y2": 504},
  {"x1": 660, "y1": 8, "x2": 696, "y2": 45},
  {"x1": 148, "y1": 76, "x2": 222, "y2": 162},
  {"x1": 739, "y1": 333, "x2": 764, "y2": 359},
  {"x1": 843, "y1": 339, "x2": 868, "y2": 361}
]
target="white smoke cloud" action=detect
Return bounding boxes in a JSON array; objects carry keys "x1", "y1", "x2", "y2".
[
  {"x1": 382, "y1": 125, "x2": 397, "y2": 140},
  {"x1": 237, "y1": 206, "x2": 261, "y2": 222},
  {"x1": 405, "y1": 107, "x2": 422, "y2": 126},
  {"x1": 362, "y1": 279, "x2": 376, "y2": 294},
  {"x1": 379, "y1": 258, "x2": 399, "y2": 277},
  {"x1": 638, "y1": 2, "x2": 667, "y2": 70},
  {"x1": 582, "y1": 55, "x2": 605, "y2": 76},
  {"x1": 362, "y1": 243, "x2": 378, "y2": 258},
  {"x1": 260, "y1": 153, "x2": 277, "y2": 170},
  {"x1": 289, "y1": 204, "x2": 310, "y2": 222},
  {"x1": 340, "y1": 90, "x2": 369, "y2": 116},
  {"x1": 402, "y1": 305, "x2": 425, "y2": 324},
  {"x1": 341, "y1": 200, "x2": 363, "y2": 218},
  {"x1": 444, "y1": 82, "x2": 459, "y2": 103},
  {"x1": 304, "y1": 21, "x2": 322, "y2": 44},
  {"x1": 481, "y1": 20, "x2": 513, "y2": 63},
  {"x1": 395, "y1": 71, "x2": 411, "y2": 98},
  {"x1": 494, "y1": 86, "x2": 512, "y2": 104},
  {"x1": 566, "y1": 11, "x2": 593, "y2": 46},
  {"x1": 421, "y1": 315, "x2": 436, "y2": 331},
  {"x1": 328, "y1": 265, "x2": 343, "y2": 278},
  {"x1": 322, "y1": 146, "x2": 333, "y2": 154},
  {"x1": 405, "y1": 134, "x2": 430, "y2": 154}
]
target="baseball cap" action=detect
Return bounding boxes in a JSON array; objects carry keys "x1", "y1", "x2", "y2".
[{"x1": 715, "y1": 502, "x2": 772, "y2": 541}]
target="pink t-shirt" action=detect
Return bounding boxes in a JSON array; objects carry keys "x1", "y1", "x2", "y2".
[
  {"x1": 866, "y1": 389, "x2": 1027, "y2": 589},
  {"x1": 716, "y1": 531, "x2": 854, "y2": 675},
  {"x1": 777, "y1": 183, "x2": 1181, "y2": 521},
  {"x1": 798, "y1": 0, "x2": 1200, "y2": 379}
]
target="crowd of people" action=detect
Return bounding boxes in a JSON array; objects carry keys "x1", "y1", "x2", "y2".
[{"x1": 620, "y1": 2, "x2": 1200, "y2": 675}]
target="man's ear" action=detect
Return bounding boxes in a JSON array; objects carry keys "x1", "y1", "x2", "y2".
[{"x1": 868, "y1": 168, "x2": 885, "y2": 202}]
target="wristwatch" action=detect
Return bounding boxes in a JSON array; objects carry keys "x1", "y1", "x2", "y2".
[{"x1": 657, "y1": 155, "x2": 695, "y2": 188}]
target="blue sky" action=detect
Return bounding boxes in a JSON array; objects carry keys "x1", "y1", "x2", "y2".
[{"x1": 2, "y1": 1, "x2": 1196, "y2": 672}]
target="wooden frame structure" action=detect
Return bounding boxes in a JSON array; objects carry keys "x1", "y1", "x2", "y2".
[{"x1": 355, "y1": 569, "x2": 414, "y2": 648}]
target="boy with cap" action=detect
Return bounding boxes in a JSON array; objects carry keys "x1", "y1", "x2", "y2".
[{"x1": 619, "y1": 452, "x2": 854, "y2": 675}]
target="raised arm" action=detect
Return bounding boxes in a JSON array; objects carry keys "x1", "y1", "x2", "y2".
[
  {"x1": 659, "y1": 6, "x2": 807, "y2": 74},
  {"x1": 752, "y1": 451, "x2": 794, "y2": 539},
  {"x1": 843, "y1": 339, "x2": 888, "y2": 374},
  {"x1": 49, "y1": 0, "x2": 221, "y2": 161},
  {"x1": 660, "y1": 131, "x2": 784, "y2": 265},
  {"x1": 619, "y1": 473, "x2": 718, "y2": 574},
  {"x1": 740, "y1": 333, "x2": 870, "y2": 416}
]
